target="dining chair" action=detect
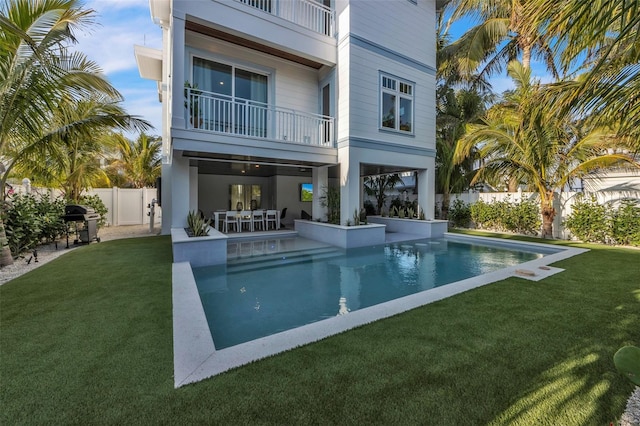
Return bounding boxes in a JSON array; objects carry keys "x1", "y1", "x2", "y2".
[
  {"x1": 239, "y1": 210, "x2": 253, "y2": 232},
  {"x1": 265, "y1": 210, "x2": 278, "y2": 230},
  {"x1": 223, "y1": 210, "x2": 239, "y2": 233},
  {"x1": 252, "y1": 210, "x2": 265, "y2": 231}
]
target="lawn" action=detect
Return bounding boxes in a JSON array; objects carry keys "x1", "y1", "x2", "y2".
[{"x1": 1, "y1": 233, "x2": 638, "y2": 424}]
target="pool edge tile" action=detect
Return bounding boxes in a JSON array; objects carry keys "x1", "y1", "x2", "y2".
[{"x1": 172, "y1": 262, "x2": 216, "y2": 388}]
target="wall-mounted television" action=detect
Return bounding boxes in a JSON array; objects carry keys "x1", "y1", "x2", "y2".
[{"x1": 300, "y1": 183, "x2": 313, "y2": 202}]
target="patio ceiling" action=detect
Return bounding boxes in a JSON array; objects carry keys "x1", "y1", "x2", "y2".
[
  {"x1": 360, "y1": 163, "x2": 417, "y2": 177},
  {"x1": 192, "y1": 159, "x2": 339, "y2": 178},
  {"x1": 184, "y1": 153, "x2": 416, "y2": 178}
]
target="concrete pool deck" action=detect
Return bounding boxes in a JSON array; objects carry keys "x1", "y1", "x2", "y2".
[{"x1": 172, "y1": 233, "x2": 588, "y2": 388}]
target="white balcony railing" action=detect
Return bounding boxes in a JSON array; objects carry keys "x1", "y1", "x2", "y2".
[
  {"x1": 235, "y1": 0, "x2": 334, "y2": 37},
  {"x1": 185, "y1": 89, "x2": 335, "y2": 148}
]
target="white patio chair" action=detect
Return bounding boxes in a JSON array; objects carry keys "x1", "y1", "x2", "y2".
[
  {"x1": 223, "y1": 210, "x2": 239, "y2": 233},
  {"x1": 239, "y1": 210, "x2": 253, "y2": 232},
  {"x1": 265, "y1": 210, "x2": 278, "y2": 230},
  {"x1": 252, "y1": 210, "x2": 265, "y2": 231}
]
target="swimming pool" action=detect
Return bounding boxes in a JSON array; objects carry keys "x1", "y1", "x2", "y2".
[
  {"x1": 173, "y1": 234, "x2": 587, "y2": 387},
  {"x1": 192, "y1": 236, "x2": 555, "y2": 349}
]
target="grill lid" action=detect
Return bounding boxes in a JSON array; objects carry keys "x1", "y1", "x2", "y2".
[
  {"x1": 62, "y1": 204, "x2": 99, "y2": 222},
  {"x1": 65, "y1": 204, "x2": 95, "y2": 216}
]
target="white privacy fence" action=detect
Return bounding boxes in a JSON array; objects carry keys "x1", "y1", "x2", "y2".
[
  {"x1": 437, "y1": 189, "x2": 640, "y2": 239},
  {"x1": 9, "y1": 186, "x2": 161, "y2": 227}
]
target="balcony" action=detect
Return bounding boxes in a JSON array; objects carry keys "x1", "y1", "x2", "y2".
[
  {"x1": 185, "y1": 88, "x2": 335, "y2": 148},
  {"x1": 234, "y1": 0, "x2": 334, "y2": 37}
]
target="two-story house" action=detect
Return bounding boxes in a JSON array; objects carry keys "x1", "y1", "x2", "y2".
[{"x1": 135, "y1": 0, "x2": 442, "y2": 236}]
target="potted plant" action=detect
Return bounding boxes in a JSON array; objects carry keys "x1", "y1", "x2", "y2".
[{"x1": 184, "y1": 81, "x2": 202, "y2": 128}]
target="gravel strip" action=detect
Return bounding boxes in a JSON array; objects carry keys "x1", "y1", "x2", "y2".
[{"x1": 621, "y1": 387, "x2": 640, "y2": 426}]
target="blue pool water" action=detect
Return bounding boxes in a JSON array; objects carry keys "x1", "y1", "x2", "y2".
[{"x1": 193, "y1": 237, "x2": 553, "y2": 349}]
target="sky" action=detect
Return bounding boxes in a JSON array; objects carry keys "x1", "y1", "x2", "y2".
[
  {"x1": 73, "y1": 0, "x2": 164, "y2": 137},
  {"x1": 71, "y1": 1, "x2": 555, "y2": 139}
]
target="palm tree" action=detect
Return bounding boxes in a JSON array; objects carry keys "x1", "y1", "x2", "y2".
[
  {"x1": 443, "y1": 0, "x2": 559, "y2": 83},
  {"x1": 436, "y1": 86, "x2": 487, "y2": 219},
  {"x1": 435, "y1": 15, "x2": 491, "y2": 219},
  {"x1": 106, "y1": 132, "x2": 162, "y2": 188},
  {"x1": 363, "y1": 173, "x2": 404, "y2": 215},
  {"x1": 454, "y1": 61, "x2": 639, "y2": 237},
  {"x1": 8, "y1": 95, "x2": 150, "y2": 201},
  {"x1": 0, "y1": 0, "x2": 148, "y2": 265},
  {"x1": 527, "y1": 0, "x2": 640, "y2": 144}
]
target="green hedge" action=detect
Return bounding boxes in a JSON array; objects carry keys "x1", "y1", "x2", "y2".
[
  {"x1": 565, "y1": 196, "x2": 640, "y2": 246},
  {"x1": 1, "y1": 193, "x2": 109, "y2": 257},
  {"x1": 460, "y1": 197, "x2": 541, "y2": 235},
  {"x1": 448, "y1": 198, "x2": 472, "y2": 228}
]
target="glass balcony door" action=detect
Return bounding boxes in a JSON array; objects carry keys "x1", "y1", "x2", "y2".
[{"x1": 193, "y1": 57, "x2": 268, "y2": 137}]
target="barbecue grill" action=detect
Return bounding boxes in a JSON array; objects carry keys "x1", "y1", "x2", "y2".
[{"x1": 61, "y1": 204, "x2": 101, "y2": 247}]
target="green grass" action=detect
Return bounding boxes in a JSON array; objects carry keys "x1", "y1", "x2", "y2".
[{"x1": 1, "y1": 233, "x2": 638, "y2": 424}]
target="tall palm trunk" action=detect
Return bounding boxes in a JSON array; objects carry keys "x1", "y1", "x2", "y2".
[
  {"x1": 441, "y1": 191, "x2": 451, "y2": 220},
  {"x1": 0, "y1": 210, "x2": 13, "y2": 266},
  {"x1": 540, "y1": 192, "x2": 556, "y2": 238}
]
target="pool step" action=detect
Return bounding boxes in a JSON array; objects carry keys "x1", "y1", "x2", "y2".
[{"x1": 227, "y1": 246, "x2": 343, "y2": 273}]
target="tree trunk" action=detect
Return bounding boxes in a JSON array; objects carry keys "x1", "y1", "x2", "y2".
[
  {"x1": 522, "y1": 44, "x2": 532, "y2": 70},
  {"x1": 441, "y1": 192, "x2": 450, "y2": 220},
  {"x1": 0, "y1": 218, "x2": 13, "y2": 266},
  {"x1": 541, "y1": 204, "x2": 555, "y2": 239}
]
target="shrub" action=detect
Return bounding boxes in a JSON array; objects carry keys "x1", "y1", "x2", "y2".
[
  {"x1": 448, "y1": 198, "x2": 471, "y2": 228},
  {"x1": 564, "y1": 195, "x2": 609, "y2": 243},
  {"x1": 74, "y1": 195, "x2": 108, "y2": 228},
  {"x1": 468, "y1": 197, "x2": 540, "y2": 235},
  {"x1": 470, "y1": 199, "x2": 500, "y2": 230},
  {"x1": 505, "y1": 199, "x2": 541, "y2": 235},
  {"x1": 320, "y1": 185, "x2": 340, "y2": 224},
  {"x1": 1, "y1": 193, "x2": 67, "y2": 256},
  {"x1": 389, "y1": 197, "x2": 403, "y2": 215},
  {"x1": 363, "y1": 200, "x2": 376, "y2": 216},
  {"x1": 610, "y1": 199, "x2": 640, "y2": 246},
  {"x1": 35, "y1": 196, "x2": 66, "y2": 243}
]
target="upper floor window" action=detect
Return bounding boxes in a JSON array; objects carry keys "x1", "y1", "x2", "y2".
[
  {"x1": 193, "y1": 57, "x2": 268, "y2": 104},
  {"x1": 380, "y1": 73, "x2": 414, "y2": 133}
]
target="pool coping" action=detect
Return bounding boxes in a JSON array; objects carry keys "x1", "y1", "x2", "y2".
[{"x1": 172, "y1": 233, "x2": 588, "y2": 388}]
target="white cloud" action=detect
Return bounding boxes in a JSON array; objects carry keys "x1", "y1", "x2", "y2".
[
  {"x1": 72, "y1": 8, "x2": 161, "y2": 74},
  {"x1": 68, "y1": 0, "x2": 163, "y2": 136}
]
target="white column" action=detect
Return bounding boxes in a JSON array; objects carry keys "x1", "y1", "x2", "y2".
[
  {"x1": 418, "y1": 156, "x2": 436, "y2": 220},
  {"x1": 312, "y1": 166, "x2": 329, "y2": 221},
  {"x1": 170, "y1": 13, "x2": 186, "y2": 130},
  {"x1": 189, "y1": 165, "x2": 198, "y2": 213},
  {"x1": 171, "y1": 153, "x2": 190, "y2": 228},
  {"x1": 161, "y1": 24, "x2": 171, "y2": 164},
  {"x1": 338, "y1": 145, "x2": 359, "y2": 225},
  {"x1": 160, "y1": 163, "x2": 172, "y2": 235}
]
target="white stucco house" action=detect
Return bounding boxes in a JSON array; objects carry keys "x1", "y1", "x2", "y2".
[{"x1": 135, "y1": 0, "x2": 444, "y2": 235}]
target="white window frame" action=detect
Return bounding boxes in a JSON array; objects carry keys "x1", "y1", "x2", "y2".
[{"x1": 379, "y1": 72, "x2": 415, "y2": 135}]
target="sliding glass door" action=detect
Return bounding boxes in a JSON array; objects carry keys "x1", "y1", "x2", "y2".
[{"x1": 192, "y1": 57, "x2": 268, "y2": 137}]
